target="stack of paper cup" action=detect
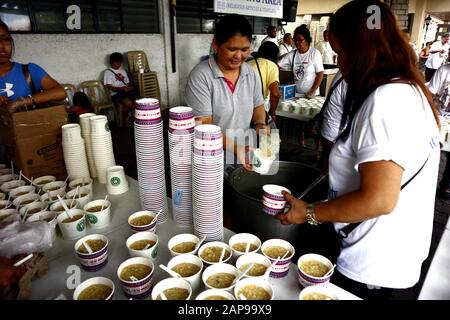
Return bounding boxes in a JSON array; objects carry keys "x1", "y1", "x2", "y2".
[
  {"x1": 192, "y1": 124, "x2": 224, "y2": 242},
  {"x1": 106, "y1": 165, "x2": 129, "y2": 195},
  {"x1": 134, "y1": 98, "x2": 169, "y2": 224},
  {"x1": 168, "y1": 106, "x2": 194, "y2": 227},
  {"x1": 79, "y1": 113, "x2": 97, "y2": 178},
  {"x1": 62, "y1": 124, "x2": 91, "y2": 179},
  {"x1": 90, "y1": 115, "x2": 116, "y2": 184}
]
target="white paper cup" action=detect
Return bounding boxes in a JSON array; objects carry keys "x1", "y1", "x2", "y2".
[
  {"x1": 234, "y1": 277, "x2": 274, "y2": 300},
  {"x1": 0, "y1": 174, "x2": 18, "y2": 184},
  {"x1": 40, "y1": 191, "x2": 66, "y2": 207},
  {"x1": 262, "y1": 184, "x2": 291, "y2": 216},
  {"x1": 74, "y1": 234, "x2": 109, "y2": 271},
  {"x1": 167, "y1": 254, "x2": 203, "y2": 293},
  {"x1": 280, "y1": 101, "x2": 292, "y2": 111},
  {"x1": 299, "y1": 285, "x2": 339, "y2": 300},
  {"x1": 69, "y1": 177, "x2": 93, "y2": 195},
  {"x1": 66, "y1": 187, "x2": 92, "y2": 209},
  {"x1": 117, "y1": 257, "x2": 154, "y2": 299},
  {"x1": 106, "y1": 165, "x2": 128, "y2": 195},
  {"x1": 90, "y1": 115, "x2": 110, "y2": 135},
  {"x1": 151, "y1": 278, "x2": 192, "y2": 300},
  {"x1": 297, "y1": 253, "x2": 334, "y2": 288},
  {"x1": 49, "y1": 199, "x2": 78, "y2": 214},
  {"x1": 0, "y1": 208, "x2": 18, "y2": 221},
  {"x1": 79, "y1": 113, "x2": 96, "y2": 132},
  {"x1": 83, "y1": 199, "x2": 111, "y2": 229},
  {"x1": 42, "y1": 181, "x2": 67, "y2": 195},
  {"x1": 1, "y1": 180, "x2": 26, "y2": 193},
  {"x1": 261, "y1": 239, "x2": 295, "y2": 278},
  {"x1": 235, "y1": 253, "x2": 272, "y2": 279},
  {"x1": 26, "y1": 210, "x2": 56, "y2": 224},
  {"x1": 168, "y1": 233, "x2": 201, "y2": 257},
  {"x1": 0, "y1": 192, "x2": 5, "y2": 200},
  {"x1": 19, "y1": 201, "x2": 47, "y2": 217},
  {"x1": 0, "y1": 199, "x2": 12, "y2": 210},
  {"x1": 202, "y1": 263, "x2": 240, "y2": 292},
  {"x1": 252, "y1": 149, "x2": 276, "y2": 175},
  {"x1": 195, "y1": 289, "x2": 236, "y2": 300},
  {"x1": 56, "y1": 208, "x2": 86, "y2": 240},
  {"x1": 33, "y1": 176, "x2": 57, "y2": 188},
  {"x1": 198, "y1": 241, "x2": 232, "y2": 266},
  {"x1": 73, "y1": 277, "x2": 115, "y2": 300},
  {"x1": 62, "y1": 124, "x2": 83, "y2": 144},
  {"x1": 228, "y1": 233, "x2": 261, "y2": 262},
  {"x1": 13, "y1": 193, "x2": 40, "y2": 209},
  {"x1": 126, "y1": 231, "x2": 159, "y2": 262}
]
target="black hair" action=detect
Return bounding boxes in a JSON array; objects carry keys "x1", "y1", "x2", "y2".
[
  {"x1": 256, "y1": 41, "x2": 279, "y2": 63},
  {"x1": 214, "y1": 14, "x2": 253, "y2": 45},
  {"x1": 267, "y1": 26, "x2": 277, "y2": 34},
  {"x1": 109, "y1": 52, "x2": 123, "y2": 65},
  {"x1": 73, "y1": 91, "x2": 92, "y2": 109},
  {"x1": 0, "y1": 19, "x2": 14, "y2": 56},
  {"x1": 294, "y1": 25, "x2": 312, "y2": 44},
  {"x1": 283, "y1": 33, "x2": 292, "y2": 42}
]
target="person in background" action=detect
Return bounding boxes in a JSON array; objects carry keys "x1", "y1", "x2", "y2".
[
  {"x1": 278, "y1": 33, "x2": 293, "y2": 59},
  {"x1": 424, "y1": 33, "x2": 450, "y2": 82},
  {"x1": 315, "y1": 30, "x2": 337, "y2": 67},
  {"x1": 261, "y1": 26, "x2": 278, "y2": 46},
  {"x1": 0, "y1": 20, "x2": 66, "y2": 113},
  {"x1": 66, "y1": 91, "x2": 94, "y2": 123},
  {"x1": 278, "y1": 25, "x2": 324, "y2": 147},
  {"x1": 419, "y1": 41, "x2": 434, "y2": 75},
  {"x1": 274, "y1": 0, "x2": 440, "y2": 300},
  {"x1": 248, "y1": 41, "x2": 280, "y2": 124},
  {"x1": 428, "y1": 62, "x2": 450, "y2": 199},
  {"x1": 185, "y1": 14, "x2": 268, "y2": 171},
  {"x1": 104, "y1": 52, "x2": 138, "y2": 127}
]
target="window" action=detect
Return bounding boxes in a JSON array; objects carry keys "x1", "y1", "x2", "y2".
[
  {"x1": 0, "y1": 0, "x2": 159, "y2": 33},
  {"x1": 176, "y1": 0, "x2": 271, "y2": 34}
]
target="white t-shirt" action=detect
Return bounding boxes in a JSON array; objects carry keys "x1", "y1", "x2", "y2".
[
  {"x1": 315, "y1": 40, "x2": 336, "y2": 65},
  {"x1": 425, "y1": 41, "x2": 450, "y2": 70},
  {"x1": 428, "y1": 64, "x2": 450, "y2": 116},
  {"x1": 278, "y1": 48, "x2": 324, "y2": 95},
  {"x1": 261, "y1": 36, "x2": 278, "y2": 46},
  {"x1": 329, "y1": 83, "x2": 440, "y2": 288},
  {"x1": 320, "y1": 72, "x2": 348, "y2": 143},
  {"x1": 103, "y1": 67, "x2": 130, "y2": 96},
  {"x1": 278, "y1": 42, "x2": 293, "y2": 58}
]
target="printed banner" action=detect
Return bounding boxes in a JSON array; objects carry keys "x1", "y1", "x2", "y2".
[{"x1": 214, "y1": 0, "x2": 283, "y2": 19}]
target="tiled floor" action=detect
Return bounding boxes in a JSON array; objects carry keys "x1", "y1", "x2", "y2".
[{"x1": 111, "y1": 114, "x2": 450, "y2": 300}]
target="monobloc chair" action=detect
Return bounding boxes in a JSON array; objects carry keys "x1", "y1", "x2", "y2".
[
  {"x1": 61, "y1": 83, "x2": 77, "y2": 107},
  {"x1": 79, "y1": 80, "x2": 123, "y2": 127},
  {"x1": 126, "y1": 50, "x2": 150, "y2": 74}
]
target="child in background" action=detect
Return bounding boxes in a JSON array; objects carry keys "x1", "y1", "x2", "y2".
[{"x1": 67, "y1": 91, "x2": 94, "y2": 123}]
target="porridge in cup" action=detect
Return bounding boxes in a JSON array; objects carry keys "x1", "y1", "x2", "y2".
[
  {"x1": 126, "y1": 231, "x2": 159, "y2": 262},
  {"x1": 168, "y1": 233, "x2": 200, "y2": 257},
  {"x1": 151, "y1": 278, "x2": 192, "y2": 300},
  {"x1": 128, "y1": 210, "x2": 157, "y2": 233},
  {"x1": 261, "y1": 239, "x2": 295, "y2": 278},
  {"x1": 228, "y1": 233, "x2": 261, "y2": 261},
  {"x1": 297, "y1": 253, "x2": 334, "y2": 288},
  {"x1": 117, "y1": 257, "x2": 154, "y2": 299},
  {"x1": 234, "y1": 277, "x2": 274, "y2": 300},
  {"x1": 202, "y1": 263, "x2": 240, "y2": 292},
  {"x1": 75, "y1": 234, "x2": 109, "y2": 271},
  {"x1": 235, "y1": 253, "x2": 272, "y2": 278},
  {"x1": 195, "y1": 289, "x2": 236, "y2": 300},
  {"x1": 167, "y1": 253, "x2": 203, "y2": 292},
  {"x1": 299, "y1": 285, "x2": 338, "y2": 300},
  {"x1": 83, "y1": 199, "x2": 112, "y2": 229},
  {"x1": 198, "y1": 241, "x2": 232, "y2": 265},
  {"x1": 73, "y1": 277, "x2": 115, "y2": 300}
]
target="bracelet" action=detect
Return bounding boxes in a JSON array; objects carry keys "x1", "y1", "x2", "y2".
[{"x1": 28, "y1": 95, "x2": 36, "y2": 108}]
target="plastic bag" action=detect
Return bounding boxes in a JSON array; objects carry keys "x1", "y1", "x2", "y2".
[{"x1": 0, "y1": 216, "x2": 55, "y2": 258}]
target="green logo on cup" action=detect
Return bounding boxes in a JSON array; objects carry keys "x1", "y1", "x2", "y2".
[
  {"x1": 254, "y1": 157, "x2": 262, "y2": 168},
  {"x1": 105, "y1": 123, "x2": 110, "y2": 132},
  {"x1": 110, "y1": 177, "x2": 121, "y2": 186},
  {"x1": 76, "y1": 219, "x2": 86, "y2": 232},
  {"x1": 87, "y1": 214, "x2": 98, "y2": 224},
  {"x1": 151, "y1": 247, "x2": 158, "y2": 259}
]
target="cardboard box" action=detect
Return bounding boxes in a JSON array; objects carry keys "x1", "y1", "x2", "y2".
[
  {"x1": 0, "y1": 105, "x2": 68, "y2": 179},
  {"x1": 279, "y1": 84, "x2": 296, "y2": 101}
]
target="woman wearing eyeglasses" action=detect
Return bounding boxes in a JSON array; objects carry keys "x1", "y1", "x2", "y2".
[{"x1": 0, "y1": 19, "x2": 66, "y2": 113}]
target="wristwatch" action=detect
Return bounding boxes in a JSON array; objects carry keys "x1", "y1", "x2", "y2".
[{"x1": 305, "y1": 203, "x2": 322, "y2": 226}]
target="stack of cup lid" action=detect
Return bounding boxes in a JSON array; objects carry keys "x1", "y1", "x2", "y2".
[
  {"x1": 61, "y1": 124, "x2": 91, "y2": 180},
  {"x1": 192, "y1": 124, "x2": 224, "y2": 242},
  {"x1": 79, "y1": 113, "x2": 97, "y2": 178},
  {"x1": 168, "y1": 106, "x2": 194, "y2": 227},
  {"x1": 90, "y1": 115, "x2": 116, "y2": 184},
  {"x1": 134, "y1": 98, "x2": 168, "y2": 224}
]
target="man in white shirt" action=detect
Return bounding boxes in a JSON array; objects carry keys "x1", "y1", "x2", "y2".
[
  {"x1": 428, "y1": 63, "x2": 450, "y2": 199},
  {"x1": 278, "y1": 33, "x2": 293, "y2": 59},
  {"x1": 261, "y1": 26, "x2": 278, "y2": 46},
  {"x1": 315, "y1": 30, "x2": 337, "y2": 67},
  {"x1": 425, "y1": 33, "x2": 450, "y2": 82}
]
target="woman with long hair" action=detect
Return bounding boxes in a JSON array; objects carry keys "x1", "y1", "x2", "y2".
[{"x1": 274, "y1": 0, "x2": 441, "y2": 300}]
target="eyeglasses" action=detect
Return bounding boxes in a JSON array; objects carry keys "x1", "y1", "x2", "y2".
[{"x1": 294, "y1": 38, "x2": 306, "y2": 44}]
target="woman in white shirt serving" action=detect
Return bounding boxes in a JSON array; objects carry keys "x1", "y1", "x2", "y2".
[{"x1": 274, "y1": 0, "x2": 441, "y2": 300}]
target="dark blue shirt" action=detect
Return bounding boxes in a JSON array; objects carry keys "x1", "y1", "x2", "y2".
[{"x1": 0, "y1": 62, "x2": 48, "y2": 101}]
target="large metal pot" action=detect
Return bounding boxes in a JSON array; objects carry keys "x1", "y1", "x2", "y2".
[{"x1": 224, "y1": 161, "x2": 337, "y2": 260}]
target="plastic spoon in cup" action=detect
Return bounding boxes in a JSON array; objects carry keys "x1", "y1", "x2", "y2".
[
  {"x1": 218, "y1": 247, "x2": 227, "y2": 263},
  {"x1": 14, "y1": 253, "x2": 33, "y2": 267},
  {"x1": 239, "y1": 294, "x2": 247, "y2": 301},
  {"x1": 245, "y1": 241, "x2": 251, "y2": 253},
  {"x1": 70, "y1": 186, "x2": 80, "y2": 208},
  {"x1": 82, "y1": 240, "x2": 94, "y2": 254},
  {"x1": 194, "y1": 236, "x2": 206, "y2": 252},
  {"x1": 10, "y1": 161, "x2": 14, "y2": 175},
  {"x1": 21, "y1": 173, "x2": 35, "y2": 186},
  {"x1": 264, "y1": 251, "x2": 289, "y2": 278},
  {"x1": 100, "y1": 195, "x2": 108, "y2": 212},
  {"x1": 231, "y1": 263, "x2": 254, "y2": 286},
  {"x1": 150, "y1": 209, "x2": 162, "y2": 224},
  {"x1": 18, "y1": 170, "x2": 22, "y2": 181},
  {"x1": 323, "y1": 264, "x2": 336, "y2": 278},
  {"x1": 21, "y1": 206, "x2": 29, "y2": 223},
  {"x1": 159, "y1": 290, "x2": 168, "y2": 300},
  {"x1": 64, "y1": 175, "x2": 70, "y2": 186},
  {"x1": 130, "y1": 276, "x2": 139, "y2": 282},
  {"x1": 57, "y1": 195, "x2": 73, "y2": 219},
  {"x1": 159, "y1": 264, "x2": 182, "y2": 278}
]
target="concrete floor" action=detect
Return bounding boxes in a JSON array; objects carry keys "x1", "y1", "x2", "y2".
[{"x1": 111, "y1": 112, "x2": 449, "y2": 300}]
